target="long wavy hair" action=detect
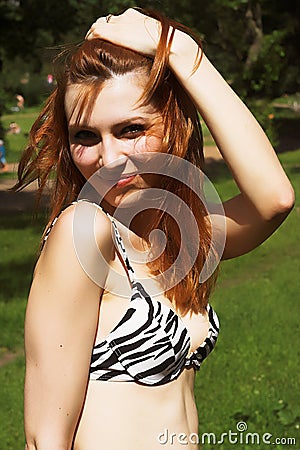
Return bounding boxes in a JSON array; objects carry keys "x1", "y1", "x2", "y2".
[{"x1": 14, "y1": 8, "x2": 218, "y2": 315}]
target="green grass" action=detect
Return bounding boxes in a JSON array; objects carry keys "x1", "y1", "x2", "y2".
[
  {"x1": 0, "y1": 170, "x2": 17, "y2": 180},
  {"x1": 0, "y1": 213, "x2": 46, "y2": 351},
  {"x1": 1, "y1": 107, "x2": 40, "y2": 163},
  {"x1": 195, "y1": 208, "x2": 300, "y2": 448},
  {"x1": 0, "y1": 110, "x2": 299, "y2": 448},
  {"x1": 194, "y1": 150, "x2": 300, "y2": 449},
  {"x1": 0, "y1": 211, "x2": 46, "y2": 448},
  {"x1": 0, "y1": 356, "x2": 25, "y2": 448}
]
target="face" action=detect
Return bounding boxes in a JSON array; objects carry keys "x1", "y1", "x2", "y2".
[{"x1": 65, "y1": 74, "x2": 164, "y2": 208}]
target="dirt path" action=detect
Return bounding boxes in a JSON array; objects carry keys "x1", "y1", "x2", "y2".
[{"x1": 0, "y1": 163, "x2": 50, "y2": 211}]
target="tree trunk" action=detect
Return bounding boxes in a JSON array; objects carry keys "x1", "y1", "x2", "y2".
[{"x1": 245, "y1": 1, "x2": 264, "y2": 69}]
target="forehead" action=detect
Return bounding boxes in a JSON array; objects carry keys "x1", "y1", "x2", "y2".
[{"x1": 65, "y1": 74, "x2": 158, "y2": 126}]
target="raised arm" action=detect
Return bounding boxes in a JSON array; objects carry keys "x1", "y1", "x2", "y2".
[
  {"x1": 168, "y1": 34, "x2": 295, "y2": 258},
  {"x1": 87, "y1": 9, "x2": 295, "y2": 259},
  {"x1": 24, "y1": 202, "x2": 113, "y2": 450}
]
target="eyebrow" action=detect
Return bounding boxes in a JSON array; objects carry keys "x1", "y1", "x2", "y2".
[
  {"x1": 68, "y1": 115, "x2": 153, "y2": 131},
  {"x1": 68, "y1": 116, "x2": 151, "y2": 129}
]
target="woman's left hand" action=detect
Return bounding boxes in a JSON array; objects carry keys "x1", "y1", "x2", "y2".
[{"x1": 86, "y1": 8, "x2": 161, "y2": 57}]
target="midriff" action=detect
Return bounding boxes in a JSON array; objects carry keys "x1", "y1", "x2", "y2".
[{"x1": 74, "y1": 368, "x2": 199, "y2": 450}]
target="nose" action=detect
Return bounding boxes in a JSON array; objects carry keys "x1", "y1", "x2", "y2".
[{"x1": 100, "y1": 136, "x2": 131, "y2": 168}]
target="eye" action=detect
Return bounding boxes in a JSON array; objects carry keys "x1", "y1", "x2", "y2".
[
  {"x1": 121, "y1": 124, "x2": 145, "y2": 138},
  {"x1": 72, "y1": 129, "x2": 100, "y2": 145}
]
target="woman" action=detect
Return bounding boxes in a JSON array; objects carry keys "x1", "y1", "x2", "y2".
[{"x1": 16, "y1": 8, "x2": 294, "y2": 450}]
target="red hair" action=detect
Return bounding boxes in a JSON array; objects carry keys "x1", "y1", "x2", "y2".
[{"x1": 14, "y1": 8, "x2": 218, "y2": 315}]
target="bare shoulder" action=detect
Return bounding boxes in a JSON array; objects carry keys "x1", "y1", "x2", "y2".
[
  {"x1": 43, "y1": 201, "x2": 113, "y2": 254},
  {"x1": 37, "y1": 201, "x2": 114, "y2": 285}
]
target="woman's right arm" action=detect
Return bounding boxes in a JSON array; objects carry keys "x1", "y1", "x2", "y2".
[{"x1": 24, "y1": 202, "x2": 113, "y2": 450}]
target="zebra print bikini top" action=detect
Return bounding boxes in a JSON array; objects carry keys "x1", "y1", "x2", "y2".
[
  {"x1": 86, "y1": 202, "x2": 220, "y2": 386},
  {"x1": 43, "y1": 200, "x2": 219, "y2": 386}
]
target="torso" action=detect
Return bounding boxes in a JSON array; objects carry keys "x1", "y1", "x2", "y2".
[{"x1": 73, "y1": 216, "x2": 211, "y2": 450}]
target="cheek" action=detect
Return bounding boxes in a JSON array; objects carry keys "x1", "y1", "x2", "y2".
[
  {"x1": 148, "y1": 136, "x2": 163, "y2": 153},
  {"x1": 70, "y1": 145, "x2": 100, "y2": 179},
  {"x1": 135, "y1": 135, "x2": 162, "y2": 154},
  {"x1": 70, "y1": 144, "x2": 99, "y2": 166}
]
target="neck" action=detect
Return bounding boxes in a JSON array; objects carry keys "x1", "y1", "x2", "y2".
[{"x1": 102, "y1": 200, "x2": 162, "y2": 241}]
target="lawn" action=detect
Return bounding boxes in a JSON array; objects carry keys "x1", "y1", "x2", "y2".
[
  {"x1": 194, "y1": 149, "x2": 300, "y2": 449},
  {"x1": 1, "y1": 107, "x2": 41, "y2": 163},
  {"x1": 0, "y1": 108, "x2": 299, "y2": 449}
]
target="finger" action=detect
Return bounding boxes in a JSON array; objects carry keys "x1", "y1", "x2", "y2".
[
  {"x1": 85, "y1": 30, "x2": 93, "y2": 40},
  {"x1": 122, "y1": 7, "x2": 141, "y2": 17},
  {"x1": 85, "y1": 28, "x2": 94, "y2": 40},
  {"x1": 85, "y1": 21, "x2": 96, "y2": 40},
  {"x1": 85, "y1": 17, "x2": 107, "y2": 40}
]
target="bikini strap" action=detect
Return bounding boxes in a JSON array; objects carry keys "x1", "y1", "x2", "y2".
[
  {"x1": 76, "y1": 199, "x2": 136, "y2": 283},
  {"x1": 110, "y1": 218, "x2": 136, "y2": 284}
]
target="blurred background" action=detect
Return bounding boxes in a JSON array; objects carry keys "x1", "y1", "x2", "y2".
[{"x1": 0, "y1": 1, "x2": 299, "y2": 449}]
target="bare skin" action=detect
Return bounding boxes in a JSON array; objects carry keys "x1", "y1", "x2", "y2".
[{"x1": 24, "y1": 9, "x2": 294, "y2": 450}]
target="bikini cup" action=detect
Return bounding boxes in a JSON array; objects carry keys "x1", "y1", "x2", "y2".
[{"x1": 83, "y1": 200, "x2": 219, "y2": 385}]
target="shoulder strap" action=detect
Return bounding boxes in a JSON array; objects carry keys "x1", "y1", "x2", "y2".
[
  {"x1": 110, "y1": 219, "x2": 136, "y2": 284},
  {"x1": 77, "y1": 199, "x2": 136, "y2": 284}
]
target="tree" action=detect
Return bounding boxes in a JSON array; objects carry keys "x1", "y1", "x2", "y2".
[
  {"x1": 186, "y1": 0, "x2": 300, "y2": 98},
  {"x1": 0, "y1": 0, "x2": 81, "y2": 113},
  {"x1": 0, "y1": 0, "x2": 299, "y2": 112}
]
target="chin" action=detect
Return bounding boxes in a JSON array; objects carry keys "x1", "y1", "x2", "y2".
[{"x1": 104, "y1": 187, "x2": 147, "y2": 211}]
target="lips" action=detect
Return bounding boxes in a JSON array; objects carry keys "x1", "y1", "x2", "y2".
[{"x1": 115, "y1": 175, "x2": 136, "y2": 188}]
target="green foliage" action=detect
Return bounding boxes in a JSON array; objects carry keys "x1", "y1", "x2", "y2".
[
  {"x1": 246, "y1": 99, "x2": 278, "y2": 145},
  {"x1": 0, "y1": 90, "x2": 8, "y2": 139},
  {"x1": 0, "y1": 0, "x2": 299, "y2": 114},
  {"x1": 189, "y1": 0, "x2": 300, "y2": 99},
  {"x1": 243, "y1": 30, "x2": 287, "y2": 97},
  {"x1": 1, "y1": 57, "x2": 54, "y2": 110}
]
